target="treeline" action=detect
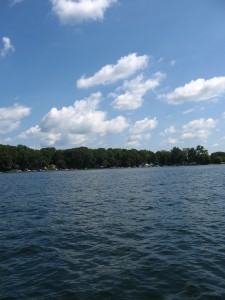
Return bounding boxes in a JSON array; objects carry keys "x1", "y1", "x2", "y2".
[{"x1": 0, "y1": 144, "x2": 225, "y2": 172}]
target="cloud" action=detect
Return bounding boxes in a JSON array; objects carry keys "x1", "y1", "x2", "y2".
[
  {"x1": 157, "y1": 57, "x2": 164, "y2": 63},
  {"x1": 131, "y1": 117, "x2": 158, "y2": 135},
  {"x1": 160, "y1": 125, "x2": 176, "y2": 136},
  {"x1": 0, "y1": 104, "x2": 31, "y2": 134},
  {"x1": 160, "y1": 76, "x2": 225, "y2": 104},
  {"x1": 127, "y1": 117, "x2": 158, "y2": 147},
  {"x1": 222, "y1": 112, "x2": 225, "y2": 119},
  {"x1": 112, "y1": 72, "x2": 165, "y2": 110},
  {"x1": 18, "y1": 125, "x2": 41, "y2": 139},
  {"x1": 0, "y1": 37, "x2": 15, "y2": 58},
  {"x1": 77, "y1": 53, "x2": 149, "y2": 88},
  {"x1": 20, "y1": 93, "x2": 128, "y2": 147},
  {"x1": 51, "y1": 0, "x2": 117, "y2": 24},
  {"x1": 181, "y1": 118, "x2": 217, "y2": 141},
  {"x1": 10, "y1": 0, "x2": 24, "y2": 6},
  {"x1": 160, "y1": 137, "x2": 180, "y2": 145},
  {"x1": 182, "y1": 108, "x2": 195, "y2": 115},
  {"x1": 167, "y1": 137, "x2": 178, "y2": 144},
  {"x1": 211, "y1": 143, "x2": 219, "y2": 148},
  {"x1": 170, "y1": 60, "x2": 176, "y2": 67},
  {"x1": 127, "y1": 134, "x2": 151, "y2": 148}
]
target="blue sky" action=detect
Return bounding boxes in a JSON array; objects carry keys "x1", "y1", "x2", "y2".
[{"x1": 1, "y1": 0, "x2": 225, "y2": 152}]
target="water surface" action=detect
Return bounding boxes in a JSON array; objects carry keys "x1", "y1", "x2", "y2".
[{"x1": 1, "y1": 165, "x2": 225, "y2": 299}]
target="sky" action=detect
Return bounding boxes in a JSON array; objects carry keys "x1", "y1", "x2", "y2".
[{"x1": 1, "y1": 0, "x2": 225, "y2": 153}]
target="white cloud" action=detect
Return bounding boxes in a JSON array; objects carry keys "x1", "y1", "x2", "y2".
[
  {"x1": 130, "y1": 117, "x2": 158, "y2": 135},
  {"x1": 0, "y1": 137, "x2": 13, "y2": 144},
  {"x1": 127, "y1": 133, "x2": 151, "y2": 147},
  {"x1": 0, "y1": 37, "x2": 15, "y2": 58},
  {"x1": 127, "y1": 117, "x2": 158, "y2": 147},
  {"x1": 160, "y1": 137, "x2": 180, "y2": 148},
  {"x1": 18, "y1": 125, "x2": 41, "y2": 139},
  {"x1": 170, "y1": 60, "x2": 176, "y2": 67},
  {"x1": 0, "y1": 104, "x2": 31, "y2": 134},
  {"x1": 181, "y1": 118, "x2": 217, "y2": 141},
  {"x1": 10, "y1": 0, "x2": 24, "y2": 6},
  {"x1": 211, "y1": 143, "x2": 219, "y2": 148},
  {"x1": 51, "y1": 0, "x2": 117, "y2": 24},
  {"x1": 20, "y1": 93, "x2": 128, "y2": 147},
  {"x1": 167, "y1": 137, "x2": 178, "y2": 144},
  {"x1": 160, "y1": 76, "x2": 225, "y2": 104},
  {"x1": 160, "y1": 125, "x2": 176, "y2": 136},
  {"x1": 112, "y1": 72, "x2": 165, "y2": 110},
  {"x1": 182, "y1": 108, "x2": 195, "y2": 115},
  {"x1": 77, "y1": 53, "x2": 149, "y2": 88}
]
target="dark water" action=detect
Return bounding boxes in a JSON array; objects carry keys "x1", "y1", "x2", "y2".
[{"x1": 1, "y1": 165, "x2": 225, "y2": 299}]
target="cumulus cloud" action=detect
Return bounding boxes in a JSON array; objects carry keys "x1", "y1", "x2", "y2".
[
  {"x1": 18, "y1": 125, "x2": 41, "y2": 139},
  {"x1": 51, "y1": 0, "x2": 117, "y2": 24},
  {"x1": 127, "y1": 117, "x2": 158, "y2": 147},
  {"x1": 166, "y1": 137, "x2": 178, "y2": 144},
  {"x1": 160, "y1": 137, "x2": 179, "y2": 146},
  {"x1": 77, "y1": 53, "x2": 149, "y2": 89},
  {"x1": 0, "y1": 37, "x2": 15, "y2": 58},
  {"x1": 20, "y1": 93, "x2": 128, "y2": 147},
  {"x1": 127, "y1": 134, "x2": 151, "y2": 147},
  {"x1": 112, "y1": 72, "x2": 165, "y2": 110},
  {"x1": 160, "y1": 76, "x2": 225, "y2": 104},
  {"x1": 129, "y1": 117, "x2": 158, "y2": 135},
  {"x1": 181, "y1": 118, "x2": 217, "y2": 141},
  {"x1": 0, "y1": 104, "x2": 31, "y2": 134},
  {"x1": 160, "y1": 125, "x2": 176, "y2": 136}
]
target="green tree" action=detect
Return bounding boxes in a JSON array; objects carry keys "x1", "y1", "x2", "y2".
[
  {"x1": 186, "y1": 148, "x2": 197, "y2": 164},
  {"x1": 171, "y1": 147, "x2": 185, "y2": 165},
  {"x1": 93, "y1": 148, "x2": 108, "y2": 168},
  {"x1": 195, "y1": 145, "x2": 210, "y2": 164},
  {"x1": 155, "y1": 150, "x2": 171, "y2": 166},
  {"x1": 16, "y1": 145, "x2": 34, "y2": 170},
  {"x1": 211, "y1": 152, "x2": 225, "y2": 164},
  {"x1": 0, "y1": 146, "x2": 12, "y2": 171},
  {"x1": 40, "y1": 147, "x2": 56, "y2": 167}
]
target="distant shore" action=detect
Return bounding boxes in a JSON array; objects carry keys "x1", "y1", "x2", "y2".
[{"x1": 0, "y1": 144, "x2": 225, "y2": 173}]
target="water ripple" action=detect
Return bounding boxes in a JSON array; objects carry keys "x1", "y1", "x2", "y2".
[{"x1": 1, "y1": 166, "x2": 225, "y2": 299}]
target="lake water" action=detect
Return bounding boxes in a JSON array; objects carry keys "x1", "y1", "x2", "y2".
[{"x1": 1, "y1": 165, "x2": 225, "y2": 299}]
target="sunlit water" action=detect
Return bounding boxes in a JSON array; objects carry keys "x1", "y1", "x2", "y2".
[{"x1": 1, "y1": 165, "x2": 225, "y2": 299}]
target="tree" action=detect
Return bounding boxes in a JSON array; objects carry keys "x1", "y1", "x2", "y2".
[
  {"x1": 53, "y1": 150, "x2": 65, "y2": 169},
  {"x1": 186, "y1": 148, "x2": 197, "y2": 164},
  {"x1": 0, "y1": 146, "x2": 12, "y2": 171},
  {"x1": 16, "y1": 145, "x2": 33, "y2": 170},
  {"x1": 211, "y1": 152, "x2": 225, "y2": 164},
  {"x1": 40, "y1": 147, "x2": 56, "y2": 167},
  {"x1": 195, "y1": 145, "x2": 210, "y2": 164},
  {"x1": 171, "y1": 147, "x2": 185, "y2": 165},
  {"x1": 0, "y1": 143, "x2": 221, "y2": 172},
  {"x1": 155, "y1": 150, "x2": 171, "y2": 166}
]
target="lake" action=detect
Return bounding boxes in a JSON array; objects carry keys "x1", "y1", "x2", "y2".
[{"x1": 1, "y1": 165, "x2": 225, "y2": 299}]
